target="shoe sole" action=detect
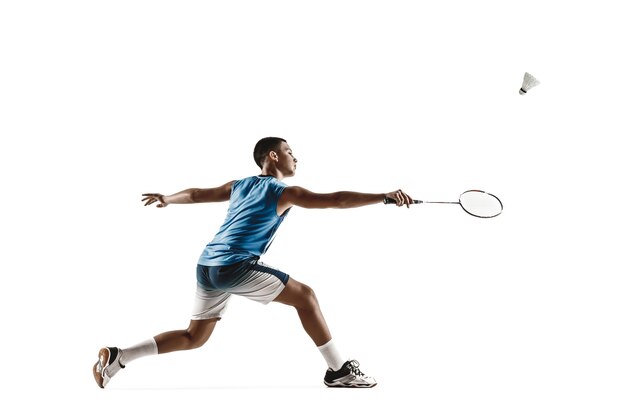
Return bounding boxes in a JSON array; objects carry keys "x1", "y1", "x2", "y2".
[
  {"x1": 92, "y1": 347, "x2": 111, "y2": 389},
  {"x1": 324, "y1": 381, "x2": 377, "y2": 388}
]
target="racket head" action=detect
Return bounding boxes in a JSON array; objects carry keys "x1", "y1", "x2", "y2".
[{"x1": 458, "y1": 190, "x2": 503, "y2": 218}]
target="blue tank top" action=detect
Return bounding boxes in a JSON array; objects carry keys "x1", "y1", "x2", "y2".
[{"x1": 198, "y1": 175, "x2": 291, "y2": 266}]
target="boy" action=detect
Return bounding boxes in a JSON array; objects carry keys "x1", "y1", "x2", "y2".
[{"x1": 93, "y1": 137, "x2": 413, "y2": 388}]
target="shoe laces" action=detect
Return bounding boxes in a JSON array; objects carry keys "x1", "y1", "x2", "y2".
[{"x1": 347, "y1": 360, "x2": 365, "y2": 377}]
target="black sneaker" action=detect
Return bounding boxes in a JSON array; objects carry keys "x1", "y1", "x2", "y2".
[{"x1": 324, "y1": 360, "x2": 377, "y2": 388}]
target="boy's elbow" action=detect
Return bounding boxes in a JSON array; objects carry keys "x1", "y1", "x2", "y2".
[
  {"x1": 189, "y1": 188, "x2": 202, "y2": 203},
  {"x1": 334, "y1": 192, "x2": 350, "y2": 209}
]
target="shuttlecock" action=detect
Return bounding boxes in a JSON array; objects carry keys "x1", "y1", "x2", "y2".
[{"x1": 519, "y1": 72, "x2": 540, "y2": 95}]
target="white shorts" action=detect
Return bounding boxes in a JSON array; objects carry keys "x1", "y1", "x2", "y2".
[{"x1": 191, "y1": 258, "x2": 289, "y2": 320}]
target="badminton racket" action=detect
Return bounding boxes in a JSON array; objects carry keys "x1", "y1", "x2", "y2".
[{"x1": 384, "y1": 190, "x2": 503, "y2": 218}]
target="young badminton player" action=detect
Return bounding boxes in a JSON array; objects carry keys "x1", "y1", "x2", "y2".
[{"x1": 93, "y1": 137, "x2": 414, "y2": 388}]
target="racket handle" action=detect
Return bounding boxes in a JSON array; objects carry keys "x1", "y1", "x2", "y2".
[{"x1": 383, "y1": 197, "x2": 423, "y2": 205}]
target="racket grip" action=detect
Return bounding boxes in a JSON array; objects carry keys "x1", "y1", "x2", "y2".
[{"x1": 383, "y1": 197, "x2": 422, "y2": 205}]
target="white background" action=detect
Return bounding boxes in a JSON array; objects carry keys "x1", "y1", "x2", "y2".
[{"x1": 1, "y1": 1, "x2": 624, "y2": 416}]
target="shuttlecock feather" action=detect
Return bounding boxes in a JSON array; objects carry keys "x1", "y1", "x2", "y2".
[{"x1": 519, "y1": 72, "x2": 540, "y2": 95}]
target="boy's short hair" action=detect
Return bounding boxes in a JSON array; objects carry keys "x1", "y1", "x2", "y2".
[{"x1": 253, "y1": 137, "x2": 287, "y2": 168}]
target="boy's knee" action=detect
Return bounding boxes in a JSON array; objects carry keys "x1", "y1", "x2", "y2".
[
  {"x1": 185, "y1": 331, "x2": 209, "y2": 349},
  {"x1": 299, "y1": 284, "x2": 319, "y2": 307},
  {"x1": 185, "y1": 320, "x2": 217, "y2": 349}
]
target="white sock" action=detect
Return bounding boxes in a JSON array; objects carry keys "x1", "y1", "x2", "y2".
[
  {"x1": 318, "y1": 339, "x2": 345, "y2": 371},
  {"x1": 119, "y1": 338, "x2": 158, "y2": 366}
]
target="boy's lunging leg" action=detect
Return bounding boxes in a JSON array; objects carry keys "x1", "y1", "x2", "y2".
[
  {"x1": 273, "y1": 277, "x2": 377, "y2": 388},
  {"x1": 273, "y1": 278, "x2": 332, "y2": 346}
]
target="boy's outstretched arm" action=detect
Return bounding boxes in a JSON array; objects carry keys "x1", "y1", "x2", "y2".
[
  {"x1": 279, "y1": 186, "x2": 414, "y2": 212},
  {"x1": 142, "y1": 181, "x2": 235, "y2": 208}
]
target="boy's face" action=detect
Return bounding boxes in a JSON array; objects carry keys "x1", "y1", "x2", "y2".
[{"x1": 274, "y1": 141, "x2": 298, "y2": 177}]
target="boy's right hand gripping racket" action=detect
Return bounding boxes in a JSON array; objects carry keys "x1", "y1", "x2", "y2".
[{"x1": 384, "y1": 190, "x2": 503, "y2": 218}]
